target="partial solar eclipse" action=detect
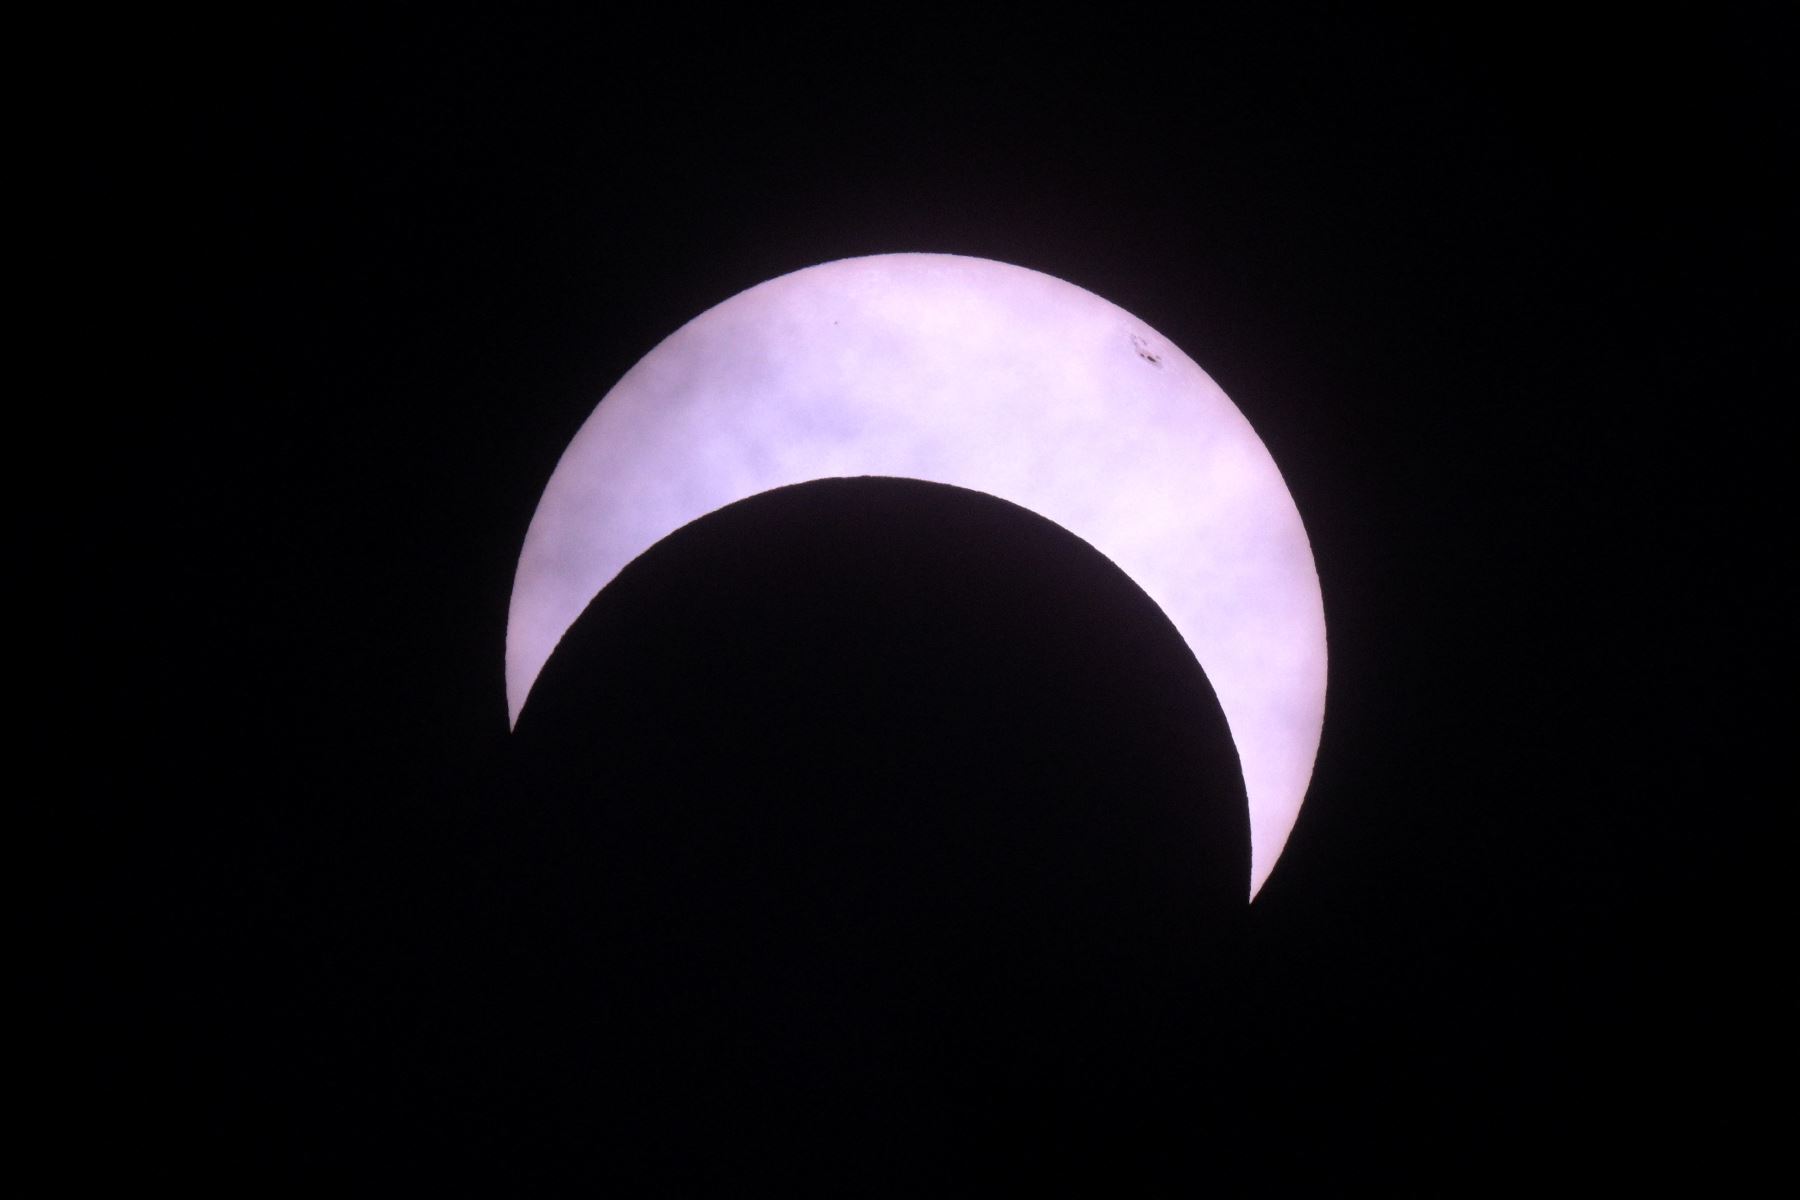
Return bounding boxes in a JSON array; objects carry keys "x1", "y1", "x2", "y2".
[{"x1": 507, "y1": 254, "x2": 1325, "y2": 896}]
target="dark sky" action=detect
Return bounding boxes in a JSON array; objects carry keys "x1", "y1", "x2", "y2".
[{"x1": 69, "y1": 9, "x2": 1780, "y2": 1189}]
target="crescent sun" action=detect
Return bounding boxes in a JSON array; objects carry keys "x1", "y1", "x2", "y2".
[{"x1": 506, "y1": 253, "x2": 1327, "y2": 897}]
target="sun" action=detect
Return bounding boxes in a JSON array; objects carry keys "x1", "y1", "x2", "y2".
[{"x1": 507, "y1": 253, "x2": 1325, "y2": 895}]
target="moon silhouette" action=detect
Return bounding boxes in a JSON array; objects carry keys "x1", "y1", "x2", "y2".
[{"x1": 507, "y1": 253, "x2": 1325, "y2": 895}]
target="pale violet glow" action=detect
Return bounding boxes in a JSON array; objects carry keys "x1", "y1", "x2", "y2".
[{"x1": 507, "y1": 254, "x2": 1326, "y2": 897}]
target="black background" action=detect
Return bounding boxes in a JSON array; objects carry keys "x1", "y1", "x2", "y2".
[{"x1": 64, "y1": 7, "x2": 1781, "y2": 1189}]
